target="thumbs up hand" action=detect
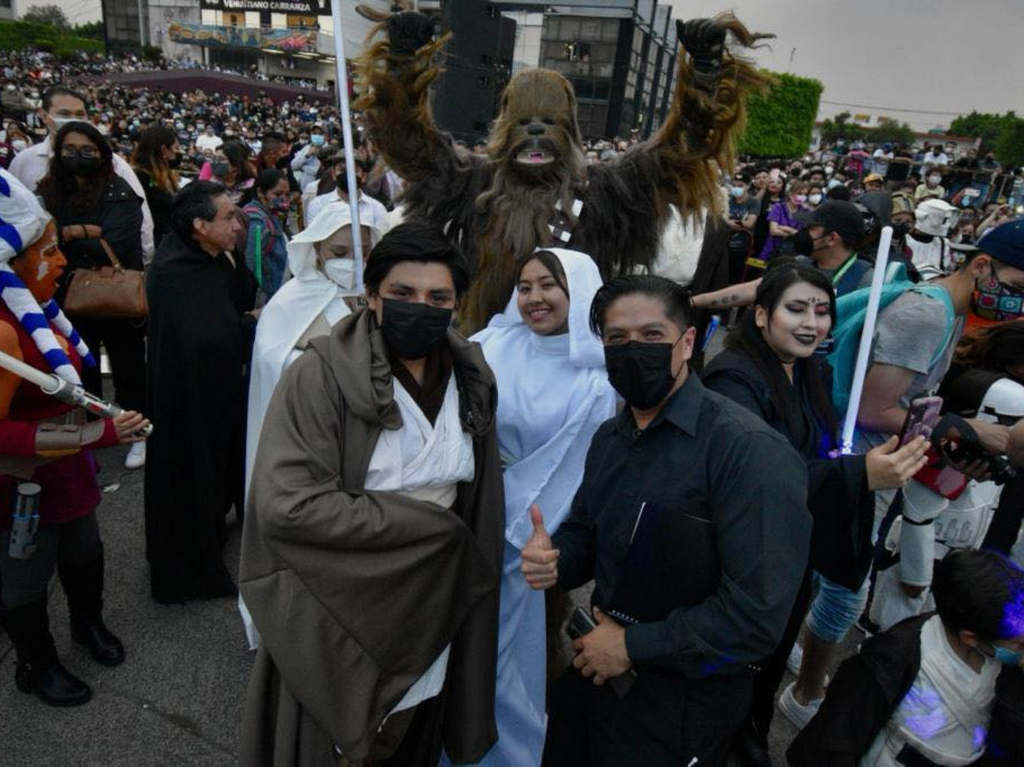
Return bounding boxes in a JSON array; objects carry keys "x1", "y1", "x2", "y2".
[{"x1": 521, "y1": 505, "x2": 559, "y2": 590}]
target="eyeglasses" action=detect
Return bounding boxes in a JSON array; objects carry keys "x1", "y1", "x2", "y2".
[{"x1": 60, "y1": 147, "x2": 100, "y2": 160}]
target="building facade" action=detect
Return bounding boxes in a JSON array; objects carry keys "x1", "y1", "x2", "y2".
[
  {"x1": 101, "y1": 0, "x2": 150, "y2": 52},
  {"x1": 396, "y1": 0, "x2": 680, "y2": 142},
  {"x1": 495, "y1": 0, "x2": 679, "y2": 141},
  {"x1": 114, "y1": 0, "x2": 388, "y2": 89}
]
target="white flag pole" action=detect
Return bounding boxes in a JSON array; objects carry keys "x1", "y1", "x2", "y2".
[
  {"x1": 330, "y1": 0, "x2": 365, "y2": 291},
  {"x1": 840, "y1": 225, "x2": 893, "y2": 455}
]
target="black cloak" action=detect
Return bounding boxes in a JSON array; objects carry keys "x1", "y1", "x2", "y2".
[{"x1": 144, "y1": 230, "x2": 257, "y2": 603}]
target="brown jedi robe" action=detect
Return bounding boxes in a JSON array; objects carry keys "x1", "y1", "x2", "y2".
[{"x1": 238, "y1": 308, "x2": 504, "y2": 767}]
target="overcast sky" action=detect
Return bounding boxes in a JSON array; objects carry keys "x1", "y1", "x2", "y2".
[{"x1": 668, "y1": 0, "x2": 1023, "y2": 131}]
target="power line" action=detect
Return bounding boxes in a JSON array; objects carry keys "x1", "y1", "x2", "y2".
[{"x1": 820, "y1": 100, "x2": 962, "y2": 117}]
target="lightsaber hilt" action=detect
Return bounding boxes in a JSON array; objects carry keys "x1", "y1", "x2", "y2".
[
  {"x1": 40, "y1": 375, "x2": 154, "y2": 439},
  {"x1": 0, "y1": 349, "x2": 153, "y2": 438}
]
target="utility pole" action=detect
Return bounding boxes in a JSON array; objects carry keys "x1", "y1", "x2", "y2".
[{"x1": 137, "y1": 0, "x2": 147, "y2": 49}]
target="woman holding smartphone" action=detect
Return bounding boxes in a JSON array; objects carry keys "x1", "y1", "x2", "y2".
[{"x1": 702, "y1": 260, "x2": 929, "y2": 763}]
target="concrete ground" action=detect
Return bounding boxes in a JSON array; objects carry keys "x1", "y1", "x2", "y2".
[{"x1": 0, "y1": 441, "x2": 253, "y2": 767}]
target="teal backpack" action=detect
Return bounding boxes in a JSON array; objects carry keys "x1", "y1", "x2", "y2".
[{"x1": 827, "y1": 281, "x2": 956, "y2": 418}]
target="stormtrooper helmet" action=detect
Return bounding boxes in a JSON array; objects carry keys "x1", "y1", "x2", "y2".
[
  {"x1": 977, "y1": 378, "x2": 1024, "y2": 427},
  {"x1": 915, "y1": 198, "x2": 960, "y2": 237}
]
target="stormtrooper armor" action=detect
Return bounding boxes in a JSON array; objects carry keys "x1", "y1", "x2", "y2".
[
  {"x1": 906, "y1": 199, "x2": 961, "y2": 281},
  {"x1": 869, "y1": 376, "x2": 1024, "y2": 632}
]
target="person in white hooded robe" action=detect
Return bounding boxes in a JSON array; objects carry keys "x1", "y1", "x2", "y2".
[
  {"x1": 443, "y1": 248, "x2": 617, "y2": 767},
  {"x1": 239, "y1": 202, "x2": 381, "y2": 649}
]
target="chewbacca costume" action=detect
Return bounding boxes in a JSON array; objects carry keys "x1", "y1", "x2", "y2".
[{"x1": 356, "y1": 9, "x2": 773, "y2": 332}]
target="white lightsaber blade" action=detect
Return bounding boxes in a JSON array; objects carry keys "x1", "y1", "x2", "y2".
[
  {"x1": 0, "y1": 348, "x2": 153, "y2": 437},
  {"x1": 840, "y1": 225, "x2": 893, "y2": 455},
  {"x1": 331, "y1": 0, "x2": 365, "y2": 292}
]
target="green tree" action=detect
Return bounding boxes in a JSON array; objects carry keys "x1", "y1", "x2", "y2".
[
  {"x1": 0, "y1": 20, "x2": 103, "y2": 56},
  {"x1": 72, "y1": 21, "x2": 105, "y2": 40},
  {"x1": 819, "y1": 111, "x2": 866, "y2": 144},
  {"x1": 21, "y1": 4, "x2": 69, "y2": 30},
  {"x1": 865, "y1": 117, "x2": 915, "y2": 147},
  {"x1": 739, "y1": 71, "x2": 823, "y2": 157},
  {"x1": 994, "y1": 118, "x2": 1024, "y2": 168},
  {"x1": 948, "y1": 111, "x2": 1017, "y2": 151}
]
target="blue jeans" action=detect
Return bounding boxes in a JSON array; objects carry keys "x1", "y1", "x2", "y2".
[{"x1": 806, "y1": 570, "x2": 869, "y2": 643}]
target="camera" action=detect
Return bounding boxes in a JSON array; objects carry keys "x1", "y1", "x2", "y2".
[{"x1": 945, "y1": 440, "x2": 1017, "y2": 485}]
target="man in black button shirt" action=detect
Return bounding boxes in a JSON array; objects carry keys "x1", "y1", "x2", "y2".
[{"x1": 522, "y1": 275, "x2": 811, "y2": 766}]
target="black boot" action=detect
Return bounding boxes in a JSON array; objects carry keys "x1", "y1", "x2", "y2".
[
  {"x1": 2, "y1": 598, "x2": 92, "y2": 707},
  {"x1": 59, "y1": 552, "x2": 125, "y2": 667}
]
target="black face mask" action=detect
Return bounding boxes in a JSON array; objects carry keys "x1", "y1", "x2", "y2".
[
  {"x1": 793, "y1": 228, "x2": 815, "y2": 257},
  {"x1": 336, "y1": 168, "x2": 362, "y2": 195},
  {"x1": 380, "y1": 298, "x2": 453, "y2": 360},
  {"x1": 168, "y1": 153, "x2": 182, "y2": 169},
  {"x1": 891, "y1": 221, "x2": 911, "y2": 239},
  {"x1": 61, "y1": 155, "x2": 102, "y2": 176},
  {"x1": 336, "y1": 160, "x2": 370, "y2": 194},
  {"x1": 604, "y1": 339, "x2": 679, "y2": 410}
]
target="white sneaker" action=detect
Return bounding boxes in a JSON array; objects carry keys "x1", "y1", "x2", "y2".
[
  {"x1": 125, "y1": 441, "x2": 146, "y2": 470},
  {"x1": 777, "y1": 681, "x2": 822, "y2": 731},
  {"x1": 786, "y1": 641, "x2": 803, "y2": 675}
]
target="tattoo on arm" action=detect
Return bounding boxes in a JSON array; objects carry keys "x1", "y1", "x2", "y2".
[{"x1": 709, "y1": 292, "x2": 740, "y2": 309}]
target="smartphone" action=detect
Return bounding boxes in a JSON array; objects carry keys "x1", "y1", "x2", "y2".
[
  {"x1": 566, "y1": 606, "x2": 597, "y2": 641},
  {"x1": 565, "y1": 607, "x2": 636, "y2": 698},
  {"x1": 898, "y1": 395, "x2": 943, "y2": 446}
]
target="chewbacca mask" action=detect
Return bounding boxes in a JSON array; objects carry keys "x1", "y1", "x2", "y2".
[{"x1": 488, "y1": 69, "x2": 584, "y2": 181}]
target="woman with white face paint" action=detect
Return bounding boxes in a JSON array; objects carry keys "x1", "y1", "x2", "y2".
[
  {"x1": 703, "y1": 261, "x2": 929, "y2": 757},
  {"x1": 240, "y1": 201, "x2": 380, "y2": 649}
]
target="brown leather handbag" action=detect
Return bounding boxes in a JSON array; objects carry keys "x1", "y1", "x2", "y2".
[{"x1": 63, "y1": 237, "x2": 148, "y2": 319}]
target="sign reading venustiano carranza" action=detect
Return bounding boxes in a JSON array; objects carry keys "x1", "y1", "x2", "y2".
[{"x1": 199, "y1": 0, "x2": 331, "y2": 13}]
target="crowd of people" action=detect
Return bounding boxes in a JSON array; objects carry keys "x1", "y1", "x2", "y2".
[{"x1": 1, "y1": 34, "x2": 1024, "y2": 767}]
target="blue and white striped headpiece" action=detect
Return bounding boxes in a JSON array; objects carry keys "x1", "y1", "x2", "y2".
[{"x1": 0, "y1": 170, "x2": 94, "y2": 384}]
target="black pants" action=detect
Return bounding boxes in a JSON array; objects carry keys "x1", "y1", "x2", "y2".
[
  {"x1": 543, "y1": 665, "x2": 753, "y2": 767},
  {"x1": 73, "y1": 316, "x2": 146, "y2": 412},
  {"x1": 0, "y1": 512, "x2": 101, "y2": 609},
  {"x1": 982, "y1": 474, "x2": 1024, "y2": 555},
  {"x1": 748, "y1": 567, "x2": 813, "y2": 737}
]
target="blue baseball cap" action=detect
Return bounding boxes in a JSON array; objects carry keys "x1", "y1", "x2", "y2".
[{"x1": 977, "y1": 220, "x2": 1024, "y2": 270}]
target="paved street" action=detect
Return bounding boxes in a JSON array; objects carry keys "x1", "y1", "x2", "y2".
[{"x1": 0, "y1": 440, "x2": 253, "y2": 767}]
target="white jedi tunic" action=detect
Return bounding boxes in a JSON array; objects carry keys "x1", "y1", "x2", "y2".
[{"x1": 367, "y1": 374, "x2": 475, "y2": 716}]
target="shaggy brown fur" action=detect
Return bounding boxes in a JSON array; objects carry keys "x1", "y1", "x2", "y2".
[
  {"x1": 643, "y1": 14, "x2": 774, "y2": 227},
  {"x1": 355, "y1": 9, "x2": 772, "y2": 332}
]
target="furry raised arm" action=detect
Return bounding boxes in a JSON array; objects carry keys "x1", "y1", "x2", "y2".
[
  {"x1": 354, "y1": 9, "x2": 465, "y2": 189},
  {"x1": 623, "y1": 16, "x2": 773, "y2": 226}
]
